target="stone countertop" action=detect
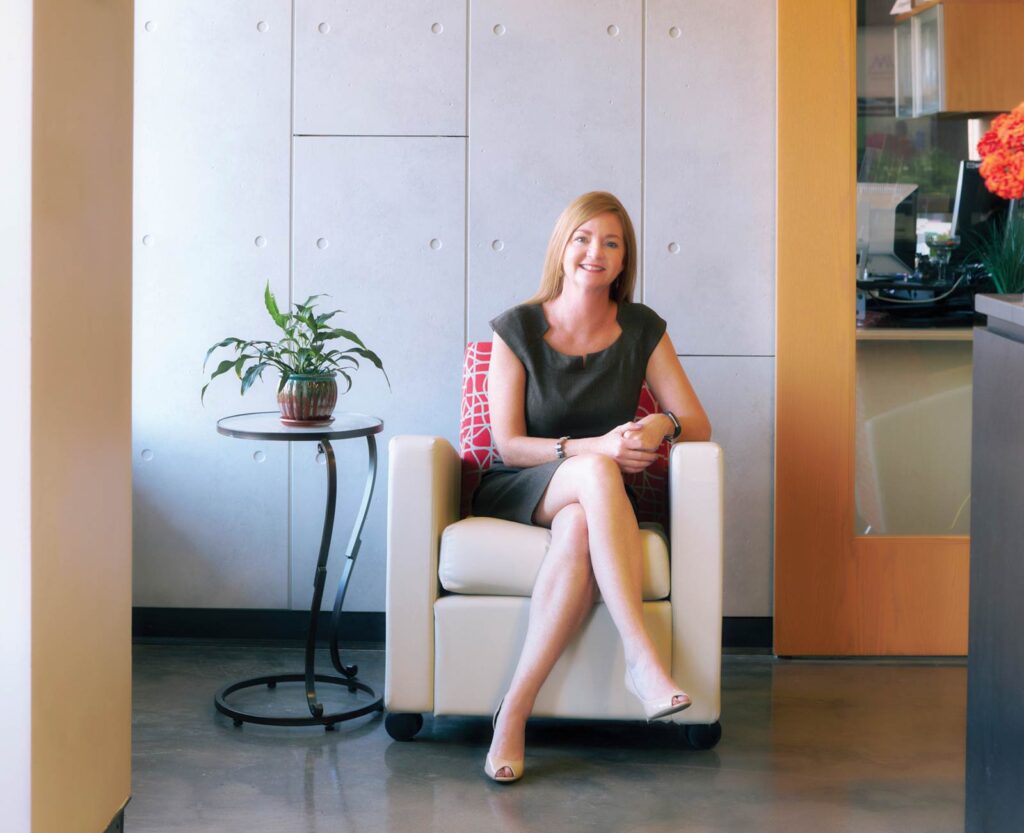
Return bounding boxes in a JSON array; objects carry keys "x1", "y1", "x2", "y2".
[{"x1": 975, "y1": 294, "x2": 1024, "y2": 327}]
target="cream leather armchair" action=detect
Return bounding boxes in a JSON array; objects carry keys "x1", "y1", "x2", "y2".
[{"x1": 383, "y1": 434, "x2": 725, "y2": 749}]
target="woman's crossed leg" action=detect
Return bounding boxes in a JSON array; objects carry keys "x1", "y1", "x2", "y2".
[{"x1": 488, "y1": 453, "x2": 685, "y2": 774}]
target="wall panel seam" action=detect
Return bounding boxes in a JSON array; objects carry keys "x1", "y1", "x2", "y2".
[
  {"x1": 464, "y1": 0, "x2": 471, "y2": 351},
  {"x1": 287, "y1": 0, "x2": 297, "y2": 608},
  {"x1": 640, "y1": 0, "x2": 646, "y2": 305},
  {"x1": 294, "y1": 134, "x2": 468, "y2": 139}
]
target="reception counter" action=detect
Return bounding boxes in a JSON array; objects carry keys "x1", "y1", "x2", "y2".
[{"x1": 966, "y1": 294, "x2": 1024, "y2": 833}]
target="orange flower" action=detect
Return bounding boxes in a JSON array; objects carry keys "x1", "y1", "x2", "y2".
[
  {"x1": 979, "y1": 150, "x2": 1024, "y2": 200},
  {"x1": 978, "y1": 103, "x2": 1024, "y2": 200}
]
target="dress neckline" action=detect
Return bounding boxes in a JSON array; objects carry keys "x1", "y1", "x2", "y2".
[{"x1": 532, "y1": 303, "x2": 626, "y2": 370}]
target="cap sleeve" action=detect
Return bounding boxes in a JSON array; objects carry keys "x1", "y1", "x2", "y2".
[
  {"x1": 625, "y1": 303, "x2": 667, "y2": 363},
  {"x1": 488, "y1": 304, "x2": 536, "y2": 365}
]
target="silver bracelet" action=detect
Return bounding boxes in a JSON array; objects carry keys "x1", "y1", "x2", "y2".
[{"x1": 555, "y1": 436, "x2": 570, "y2": 460}]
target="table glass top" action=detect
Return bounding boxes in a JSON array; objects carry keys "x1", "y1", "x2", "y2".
[{"x1": 216, "y1": 411, "x2": 383, "y2": 441}]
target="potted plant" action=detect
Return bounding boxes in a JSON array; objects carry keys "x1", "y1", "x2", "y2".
[
  {"x1": 202, "y1": 283, "x2": 389, "y2": 425},
  {"x1": 974, "y1": 102, "x2": 1024, "y2": 293},
  {"x1": 973, "y1": 215, "x2": 1024, "y2": 295}
]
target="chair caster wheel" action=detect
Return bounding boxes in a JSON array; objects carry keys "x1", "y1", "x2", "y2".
[
  {"x1": 385, "y1": 712, "x2": 424, "y2": 741},
  {"x1": 325, "y1": 722, "x2": 337, "y2": 732},
  {"x1": 685, "y1": 721, "x2": 722, "y2": 750},
  {"x1": 267, "y1": 681, "x2": 277, "y2": 689},
  {"x1": 233, "y1": 718, "x2": 244, "y2": 728}
]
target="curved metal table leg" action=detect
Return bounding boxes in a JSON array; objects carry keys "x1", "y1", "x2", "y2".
[
  {"x1": 330, "y1": 435, "x2": 378, "y2": 678},
  {"x1": 214, "y1": 436, "x2": 383, "y2": 728}
]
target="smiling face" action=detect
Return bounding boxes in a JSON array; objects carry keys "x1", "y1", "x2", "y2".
[{"x1": 560, "y1": 212, "x2": 626, "y2": 294}]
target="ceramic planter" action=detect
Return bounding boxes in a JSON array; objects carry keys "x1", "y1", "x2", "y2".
[{"x1": 277, "y1": 373, "x2": 338, "y2": 426}]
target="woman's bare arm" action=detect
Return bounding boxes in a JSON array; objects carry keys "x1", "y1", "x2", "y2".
[{"x1": 626, "y1": 332, "x2": 712, "y2": 450}]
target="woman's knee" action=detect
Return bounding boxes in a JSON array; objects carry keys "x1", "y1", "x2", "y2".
[
  {"x1": 550, "y1": 504, "x2": 596, "y2": 583},
  {"x1": 551, "y1": 503, "x2": 589, "y2": 554},
  {"x1": 569, "y1": 453, "x2": 628, "y2": 501}
]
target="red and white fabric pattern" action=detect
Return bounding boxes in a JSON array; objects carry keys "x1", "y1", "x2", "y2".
[{"x1": 459, "y1": 342, "x2": 670, "y2": 526}]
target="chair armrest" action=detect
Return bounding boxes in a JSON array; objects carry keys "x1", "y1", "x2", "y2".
[
  {"x1": 384, "y1": 435, "x2": 461, "y2": 713},
  {"x1": 668, "y1": 441, "x2": 724, "y2": 723}
]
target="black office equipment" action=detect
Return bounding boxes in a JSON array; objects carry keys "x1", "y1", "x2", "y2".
[{"x1": 952, "y1": 160, "x2": 1008, "y2": 264}]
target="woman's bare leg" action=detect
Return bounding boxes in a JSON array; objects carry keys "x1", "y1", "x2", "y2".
[
  {"x1": 487, "y1": 503, "x2": 596, "y2": 776},
  {"x1": 533, "y1": 453, "x2": 684, "y2": 702}
]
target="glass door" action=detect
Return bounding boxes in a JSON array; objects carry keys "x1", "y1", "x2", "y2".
[{"x1": 856, "y1": 0, "x2": 973, "y2": 537}]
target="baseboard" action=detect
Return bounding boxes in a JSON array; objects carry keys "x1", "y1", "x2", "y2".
[
  {"x1": 722, "y1": 616, "x2": 773, "y2": 649},
  {"x1": 132, "y1": 608, "x2": 385, "y2": 645},
  {"x1": 133, "y1": 608, "x2": 772, "y2": 649}
]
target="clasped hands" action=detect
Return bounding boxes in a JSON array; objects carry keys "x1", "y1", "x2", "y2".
[{"x1": 597, "y1": 415, "x2": 668, "y2": 474}]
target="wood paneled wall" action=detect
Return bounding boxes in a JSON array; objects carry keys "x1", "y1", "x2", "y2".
[{"x1": 31, "y1": 0, "x2": 134, "y2": 829}]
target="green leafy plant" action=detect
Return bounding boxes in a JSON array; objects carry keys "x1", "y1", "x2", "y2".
[
  {"x1": 970, "y1": 213, "x2": 1024, "y2": 294},
  {"x1": 202, "y1": 283, "x2": 389, "y2": 402}
]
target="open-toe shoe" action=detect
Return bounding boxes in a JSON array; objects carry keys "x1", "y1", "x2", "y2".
[
  {"x1": 624, "y1": 667, "x2": 692, "y2": 722},
  {"x1": 484, "y1": 696, "x2": 524, "y2": 783}
]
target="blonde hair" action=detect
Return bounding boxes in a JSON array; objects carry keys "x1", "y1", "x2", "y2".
[{"x1": 527, "y1": 191, "x2": 638, "y2": 305}]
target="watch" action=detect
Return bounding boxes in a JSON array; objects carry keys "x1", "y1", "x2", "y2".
[
  {"x1": 662, "y1": 411, "x2": 682, "y2": 442},
  {"x1": 555, "y1": 436, "x2": 570, "y2": 460}
]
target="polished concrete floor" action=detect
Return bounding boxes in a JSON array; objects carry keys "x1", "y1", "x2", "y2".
[{"x1": 127, "y1": 644, "x2": 966, "y2": 833}]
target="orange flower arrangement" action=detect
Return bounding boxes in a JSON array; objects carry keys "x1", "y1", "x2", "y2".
[{"x1": 978, "y1": 102, "x2": 1024, "y2": 200}]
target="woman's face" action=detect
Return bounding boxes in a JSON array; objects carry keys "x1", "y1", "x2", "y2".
[{"x1": 561, "y1": 212, "x2": 626, "y2": 294}]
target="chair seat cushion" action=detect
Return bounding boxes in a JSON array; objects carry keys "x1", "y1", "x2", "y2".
[{"x1": 439, "y1": 516, "x2": 670, "y2": 600}]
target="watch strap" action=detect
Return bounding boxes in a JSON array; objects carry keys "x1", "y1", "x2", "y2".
[{"x1": 663, "y1": 410, "x2": 682, "y2": 442}]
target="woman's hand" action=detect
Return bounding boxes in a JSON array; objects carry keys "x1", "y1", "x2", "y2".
[
  {"x1": 621, "y1": 413, "x2": 672, "y2": 456},
  {"x1": 594, "y1": 421, "x2": 660, "y2": 474}
]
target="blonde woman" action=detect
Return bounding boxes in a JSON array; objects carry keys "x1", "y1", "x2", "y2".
[{"x1": 473, "y1": 191, "x2": 712, "y2": 782}]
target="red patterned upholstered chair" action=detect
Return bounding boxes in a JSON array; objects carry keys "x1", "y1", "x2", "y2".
[{"x1": 384, "y1": 342, "x2": 724, "y2": 747}]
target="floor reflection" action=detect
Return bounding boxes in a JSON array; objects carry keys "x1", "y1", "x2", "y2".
[{"x1": 128, "y1": 646, "x2": 965, "y2": 833}]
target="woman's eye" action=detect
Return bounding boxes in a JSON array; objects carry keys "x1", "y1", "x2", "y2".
[
  {"x1": 574, "y1": 236, "x2": 588, "y2": 244},
  {"x1": 607, "y1": 241, "x2": 619, "y2": 248}
]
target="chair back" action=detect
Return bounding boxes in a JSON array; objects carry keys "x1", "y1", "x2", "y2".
[{"x1": 459, "y1": 342, "x2": 669, "y2": 525}]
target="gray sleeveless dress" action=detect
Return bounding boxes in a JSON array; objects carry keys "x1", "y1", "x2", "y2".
[{"x1": 471, "y1": 301, "x2": 667, "y2": 525}]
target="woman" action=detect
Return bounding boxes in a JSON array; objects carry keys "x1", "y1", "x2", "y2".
[{"x1": 473, "y1": 191, "x2": 712, "y2": 783}]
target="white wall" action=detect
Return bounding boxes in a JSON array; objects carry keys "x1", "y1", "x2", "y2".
[
  {"x1": 133, "y1": 0, "x2": 293, "y2": 608},
  {"x1": 645, "y1": 1, "x2": 776, "y2": 616},
  {"x1": 0, "y1": 0, "x2": 34, "y2": 828},
  {"x1": 134, "y1": 0, "x2": 776, "y2": 617}
]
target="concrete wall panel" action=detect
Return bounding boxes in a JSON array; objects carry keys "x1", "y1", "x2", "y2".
[
  {"x1": 291, "y1": 136, "x2": 465, "y2": 611},
  {"x1": 294, "y1": 0, "x2": 467, "y2": 136},
  {"x1": 133, "y1": 0, "x2": 292, "y2": 607},
  {"x1": 682, "y1": 355, "x2": 775, "y2": 616},
  {"x1": 133, "y1": 1, "x2": 779, "y2": 618},
  {"x1": 467, "y1": 0, "x2": 642, "y2": 337},
  {"x1": 645, "y1": 0, "x2": 776, "y2": 356}
]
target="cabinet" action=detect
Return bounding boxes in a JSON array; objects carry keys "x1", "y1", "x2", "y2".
[
  {"x1": 894, "y1": 5, "x2": 943, "y2": 117},
  {"x1": 894, "y1": 0, "x2": 1024, "y2": 116}
]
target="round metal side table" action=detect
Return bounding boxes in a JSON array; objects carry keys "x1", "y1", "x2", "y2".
[{"x1": 214, "y1": 411, "x2": 384, "y2": 729}]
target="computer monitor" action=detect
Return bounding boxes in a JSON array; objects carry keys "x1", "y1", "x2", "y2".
[{"x1": 952, "y1": 160, "x2": 1008, "y2": 264}]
